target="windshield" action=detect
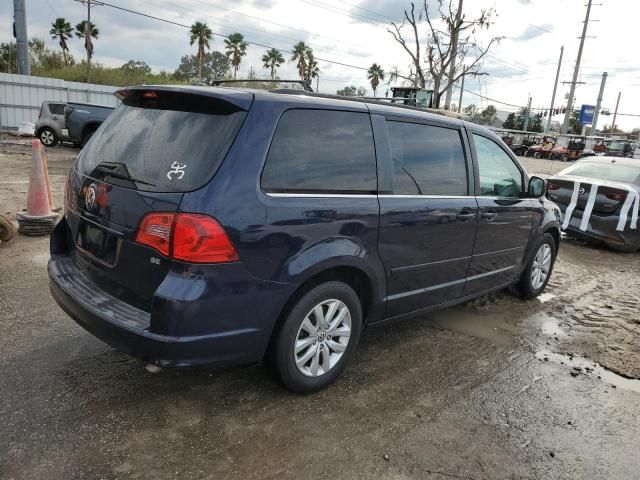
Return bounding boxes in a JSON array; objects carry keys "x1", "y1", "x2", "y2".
[
  {"x1": 560, "y1": 161, "x2": 640, "y2": 185},
  {"x1": 555, "y1": 137, "x2": 569, "y2": 148},
  {"x1": 609, "y1": 140, "x2": 628, "y2": 151},
  {"x1": 77, "y1": 92, "x2": 247, "y2": 192}
]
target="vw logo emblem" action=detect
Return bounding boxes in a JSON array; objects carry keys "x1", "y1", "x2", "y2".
[
  {"x1": 578, "y1": 187, "x2": 586, "y2": 195},
  {"x1": 85, "y1": 183, "x2": 97, "y2": 210}
]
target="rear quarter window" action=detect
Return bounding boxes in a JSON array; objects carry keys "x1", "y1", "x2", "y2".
[
  {"x1": 49, "y1": 103, "x2": 65, "y2": 115},
  {"x1": 261, "y1": 109, "x2": 377, "y2": 194}
]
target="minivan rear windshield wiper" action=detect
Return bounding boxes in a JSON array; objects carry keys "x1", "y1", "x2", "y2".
[{"x1": 103, "y1": 171, "x2": 156, "y2": 187}]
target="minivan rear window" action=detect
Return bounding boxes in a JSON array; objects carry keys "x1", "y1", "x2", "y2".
[
  {"x1": 76, "y1": 92, "x2": 247, "y2": 192},
  {"x1": 261, "y1": 109, "x2": 377, "y2": 194}
]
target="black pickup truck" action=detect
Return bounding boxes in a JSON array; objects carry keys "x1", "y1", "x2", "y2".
[{"x1": 63, "y1": 102, "x2": 114, "y2": 146}]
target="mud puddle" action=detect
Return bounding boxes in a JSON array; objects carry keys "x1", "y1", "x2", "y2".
[{"x1": 536, "y1": 350, "x2": 640, "y2": 393}]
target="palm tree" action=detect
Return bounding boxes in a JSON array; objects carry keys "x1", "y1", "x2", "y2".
[
  {"x1": 74, "y1": 20, "x2": 99, "y2": 59},
  {"x1": 291, "y1": 41, "x2": 309, "y2": 80},
  {"x1": 262, "y1": 48, "x2": 284, "y2": 80},
  {"x1": 367, "y1": 63, "x2": 385, "y2": 97},
  {"x1": 304, "y1": 50, "x2": 319, "y2": 85},
  {"x1": 189, "y1": 22, "x2": 213, "y2": 83},
  {"x1": 50, "y1": 17, "x2": 72, "y2": 65},
  {"x1": 224, "y1": 33, "x2": 248, "y2": 79}
]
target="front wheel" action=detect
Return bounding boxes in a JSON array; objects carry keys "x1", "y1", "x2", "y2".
[
  {"x1": 516, "y1": 233, "x2": 556, "y2": 299},
  {"x1": 267, "y1": 281, "x2": 362, "y2": 393}
]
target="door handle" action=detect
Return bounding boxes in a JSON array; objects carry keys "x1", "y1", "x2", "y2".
[
  {"x1": 482, "y1": 212, "x2": 498, "y2": 221},
  {"x1": 456, "y1": 212, "x2": 476, "y2": 221}
]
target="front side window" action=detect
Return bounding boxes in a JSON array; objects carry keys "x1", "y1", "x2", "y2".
[
  {"x1": 261, "y1": 109, "x2": 377, "y2": 194},
  {"x1": 473, "y1": 134, "x2": 523, "y2": 198},
  {"x1": 386, "y1": 121, "x2": 468, "y2": 196}
]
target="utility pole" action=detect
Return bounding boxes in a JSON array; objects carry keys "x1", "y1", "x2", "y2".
[
  {"x1": 458, "y1": 71, "x2": 466, "y2": 113},
  {"x1": 545, "y1": 46, "x2": 563, "y2": 133},
  {"x1": 561, "y1": 0, "x2": 593, "y2": 134},
  {"x1": 85, "y1": 0, "x2": 91, "y2": 83},
  {"x1": 444, "y1": 0, "x2": 464, "y2": 110},
  {"x1": 611, "y1": 91, "x2": 621, "y2": 135},
  {"x1": 13, "y1": 0, "x2": 31, "y2": 75},
  {"x1": 523, "y1": 96, "x2": 532, "y2": 132},
  {"x1": 591, "y1": 71, "x2": 607, "y2": 133}
]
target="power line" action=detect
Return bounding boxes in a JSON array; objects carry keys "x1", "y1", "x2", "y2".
[{"x1": 92, "y1": 1, "x2": 371, "y2": 72}]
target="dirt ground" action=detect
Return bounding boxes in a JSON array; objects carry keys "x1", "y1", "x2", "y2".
[{"x1": 1, "y1": 140, "x2": 640, "y2": 479}]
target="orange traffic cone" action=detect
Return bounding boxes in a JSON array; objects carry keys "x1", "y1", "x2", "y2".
[
  {"x1": 40, "y1": 144, "x2": 55, "y2": 211},
  {"x1": 17, "y1": 140, "x2": 59, "y2": 236},
  {"x1": 27, "y1": 140, "x2": 52, "y2": 216}
]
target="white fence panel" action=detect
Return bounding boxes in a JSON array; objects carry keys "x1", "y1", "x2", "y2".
[{"x1": 0, "y1": 73, "x2": 118, "y2": 130}]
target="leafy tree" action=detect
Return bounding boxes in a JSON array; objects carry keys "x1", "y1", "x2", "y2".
[
  {"x1": 121, "y1": 60, "x2": 151, "y2": 75},
  {"x1": 528, "y1": 112, "x2": 544, "y2": 133},
  {"x1": 29, "y1": 38, "x2": 67, "y2": 70},
  {"x1": 189, "y1": 21, "x2": 213, "y2": 83},
  {"x1": 568, "y1": 110, "x2": 582, "y2": 134},
  {"x1": 503, "y1": 112, "x2": 517, "y2": 130},
  {"x1": 224, "y1": 33, "x2": 248, "y2": 79},
  {"x1": 75, "y1": 20, "x2": 99, "y2": 59},
  {"x1": 0, "y1": 42, "x2": 17, "y2": 73},
  {"x1": 337, "y1": 85, "x2": 367, "y2": 96},
  {"x1": 50, "y1": 17, "x2": 73, "y2": 65},
  {"x1": 174, "y1": 51, "x2": 231, "y2": 84},
  {"x1": 388, "y1": 0, "x2": 500, "y2": 108},
  {"x1": 463, "y1": 104, "x2": 497, "y2": 125},
  {"x1": 262, "y1": 48, "x2": 284, "y2": 80},
  {"x1": 367, "y1": 63, "x2": 385, "y2": 97}
]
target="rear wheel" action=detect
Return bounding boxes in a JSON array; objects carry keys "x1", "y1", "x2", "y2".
[
  {"x1": 560, "y1": 154, "x2": 569, "y2": 162},
  {"x1": 533, "y1": 152, "x2": 541, "y2": 159},
  {"x1": 38, "y1": 127, "x2": 58, "y2": 147},
  {"x1": 267, "y1": 281, "x2": 362, "y2": 393},
  {"x1": 516, "y1": 233, "x2": 556, "y2": 299}
]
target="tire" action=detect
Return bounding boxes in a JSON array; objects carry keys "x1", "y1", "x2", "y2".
[
  {"x1": 560, "y1": 154, "x2": 569, "y2": 162},
  {"x1": 604, "y1": 241, "x2": 639, "y2": 253},
  {"x1": 533, "y1": 152, "x2": 541, "y2": 159},
  {"x1": 38, "y1": 127, "x2": 58, "y2": 147},
  {"x1": 81, "y1": 131, "x2": 95, "y2": 148},
  {"x1": 516, "y1": 233, "x2": 556, "y2": 300},
  {"x1": 267, "y1": 281, "x2": 363, "y2": 393}
]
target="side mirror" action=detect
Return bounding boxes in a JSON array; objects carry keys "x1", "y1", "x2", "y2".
[{"x1": 528, "y1": 176, "x2": 546, "y2": 198}]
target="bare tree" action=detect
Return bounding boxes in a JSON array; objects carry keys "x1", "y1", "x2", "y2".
[{"x1": 388, "y1": 0, "x2": 500, "y2": 108}]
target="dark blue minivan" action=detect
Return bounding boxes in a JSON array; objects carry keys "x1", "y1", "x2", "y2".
[{"x1": 49, "y1": 85, "x2": 561, "y2": 392}]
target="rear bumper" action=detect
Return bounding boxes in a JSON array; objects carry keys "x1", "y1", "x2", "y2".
[
  {"x1": 560, "y1": 206, "x2": 640, "y2": 249},
  {"x1": 49, "y1": 256, "x2": 294, "y2": 367}
]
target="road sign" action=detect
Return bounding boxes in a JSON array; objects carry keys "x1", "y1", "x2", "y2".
[{"x1": 579, "y1": 104, "x2": 595, "y2": 124}]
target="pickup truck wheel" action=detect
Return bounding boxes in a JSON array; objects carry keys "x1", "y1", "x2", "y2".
[
  {"x1": 38, "y1": 127, "x2": 58, "y2": 147},
  {"x1": 516, "y1": 233, "x2": 556, "y2": 300},
  {"x1": 268, "y1": 281, "x2": 362, "y2": 393},
  {"x1": 81, "y1": 131, "x2": 95, "y2": 147}
]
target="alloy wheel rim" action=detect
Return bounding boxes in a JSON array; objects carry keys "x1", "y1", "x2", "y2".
[
  {"x1": 294, "y1": 299, "x2": 352, "y2": 377},
  {"x1": 531, "y1": 244, "x2": 552, "y2": 290},
  {"x1": 41, "y1": 131, "x2": 53, "y2": 145}
]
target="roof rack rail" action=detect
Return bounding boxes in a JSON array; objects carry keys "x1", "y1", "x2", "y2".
[
  {"x1": 211, "y1": 79, "x2": 313, "y2": 92},
  {"x1": 268, "y1": 88, "x2": 469, "y2": 121}
]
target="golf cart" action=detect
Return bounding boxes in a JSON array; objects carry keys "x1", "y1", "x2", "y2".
[
  {"x1": 549, "y1": 135, "x2": 586, "y2": 162},
  {"x1": 508, "y1": 132, "x2": 543, "y2": 156},
  {"x1": 579, "y1": 136, "x2": 608, "y2": 159},
  {"x1": 526, "y1": 135, "x2": 556, "y2": 158}
]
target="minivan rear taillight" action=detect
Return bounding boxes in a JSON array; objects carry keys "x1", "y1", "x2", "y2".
[
  {"x1": 605, "y1": 192, "x2": 627, "y2": 202},
  {"x1": 135, "y1": 213, "x2": 239, "y2": 263}
]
